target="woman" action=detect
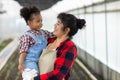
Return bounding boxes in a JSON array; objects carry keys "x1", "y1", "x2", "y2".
[{"x1": 32, "y1": 12, "x2": 86, "y2": 80}]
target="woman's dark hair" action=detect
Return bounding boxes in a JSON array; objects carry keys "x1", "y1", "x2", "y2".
[
  {"x1": 20, "y1": 6, "x2": 40, "y2": 24},
  {"x1": 57, "y1": 13, "x2": 86, "y2": 38}
]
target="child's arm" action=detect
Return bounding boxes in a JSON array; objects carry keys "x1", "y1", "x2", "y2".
[
  {"x1": 18, "y1": 52, "x2": 27, "y2": 73},
  {"x1": 42, "y1": 29, "x2": 55, "y2": 39},
  {"x1": 18, "y1": 33, "x2": 34, "y2": 73}
]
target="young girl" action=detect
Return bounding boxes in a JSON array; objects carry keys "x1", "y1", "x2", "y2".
[{"x1": 18, "y1": 6, "x2": 53, "y2": 80}]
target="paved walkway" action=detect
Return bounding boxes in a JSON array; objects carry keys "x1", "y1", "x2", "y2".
[{"x1": 0, "y1": 48, "x2": 91, "y2": 80}]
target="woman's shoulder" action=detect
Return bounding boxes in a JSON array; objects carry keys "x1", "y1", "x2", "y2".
[
  {"x1": 64, "y1": 39, "x2": 77, "y2": 51},
  {"x1": 65, "y1": 39, "x2": 76, "y2": 46},
  {"x1": 65, "y1": 40, "x2": 77, "y2": 54},
  {"x1": 58, "y1": 39, "x2": 77, "y2": 51}
]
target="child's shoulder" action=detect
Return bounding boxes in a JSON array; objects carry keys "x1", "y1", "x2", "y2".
[
  {"x1": 19, "y1": 34, "x2": 29, "y2": 40},
  {"x1": 21, "y1": 31, "x2": 29, "y2": 36},
  {"x1": 19, "y1": 30, "x2": 30, "y2": 39}
]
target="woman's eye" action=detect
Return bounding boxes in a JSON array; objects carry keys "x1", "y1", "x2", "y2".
[{"x1": 57, "y1": 23, "x2": 60, "y2": 25}]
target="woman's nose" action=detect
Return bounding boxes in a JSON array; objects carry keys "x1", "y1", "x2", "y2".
[
  {"x1": 54, "y1": 24, "x2": 57, "y2": 29},
  {"x1": 40, "y1": 22, "x2": 42, "y2": 25},
  {"x1": 54, "y1": 23, "x2": 57, "y2": 27}
]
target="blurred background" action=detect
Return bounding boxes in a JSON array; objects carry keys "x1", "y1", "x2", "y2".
[{"x1": 0, "y1": 0, "x2": 120, "y2": 80}]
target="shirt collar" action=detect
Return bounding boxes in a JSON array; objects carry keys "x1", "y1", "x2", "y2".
[
  {"x1": 32, "y1": 29, "x2": 40, "y2": 34},
  {"x1": 56, "y1": 38, "x2": 70, "y2": 50},
  {"x1": 28, "y1": 29, "x2": 41, "y2": 36}
]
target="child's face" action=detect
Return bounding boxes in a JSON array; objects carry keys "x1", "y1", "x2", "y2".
[{"x1": 28, "y1": 14, "x2": 42, "y2": 31}]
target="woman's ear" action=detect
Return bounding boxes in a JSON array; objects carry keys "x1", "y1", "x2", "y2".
[
  {"x1": 65, "y1": 27, "x2": 70, "y2": 35},
  {"x1": 27, "y1": 20, "x2": 31, "y2": 25}
]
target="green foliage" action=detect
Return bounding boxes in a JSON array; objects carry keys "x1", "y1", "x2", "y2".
[{"x1": 0, "y1": 39, "x2": 13, "y2": 52}]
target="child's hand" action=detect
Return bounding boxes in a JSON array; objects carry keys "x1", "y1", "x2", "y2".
[
  {"x1": 18, "y1": 64, "x2": 24, "y2": 73},
  {"x1": 30, "y1": 77, "x2": 34, "y2": 80}
]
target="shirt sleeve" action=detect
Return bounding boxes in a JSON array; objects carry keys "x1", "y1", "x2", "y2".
[
  {"x1": 42, "y1": 29, "x2": 55, "y2": 40},
  {"x1": 19, "y1": 34, "x2": 30, "y2": 54},
  {"x1": 34, "y1": 43, "x2": 77, "y2": 80}
]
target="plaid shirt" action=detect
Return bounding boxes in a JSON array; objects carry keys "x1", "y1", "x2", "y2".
[
  {"x1": 34, "y1": 38, "x2": 78, "y2": 80},
  {"x1": 19, "y1": 29, "x2": 53, "y2": 54}
]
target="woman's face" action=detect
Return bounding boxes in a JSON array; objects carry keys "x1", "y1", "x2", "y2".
[
  {"x1": 28, "y1": 14, "x2": 42, "y2": 31},
  {"x1": 53, "y1": 19, "x2": 66, "y2": 37}
]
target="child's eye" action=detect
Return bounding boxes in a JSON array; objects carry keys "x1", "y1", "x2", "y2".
[
  {"x1": 36, "y1": 20, "x2": 40, "y2": 23},
  {"x1": 38, "y1": 20, "x2": 40, "y2": 22}
]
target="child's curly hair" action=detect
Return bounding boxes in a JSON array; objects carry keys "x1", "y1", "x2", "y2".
[{"x1": 20, "y1": 6, "x2": 40, "y2": 24}]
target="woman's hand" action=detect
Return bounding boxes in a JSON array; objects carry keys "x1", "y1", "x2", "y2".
[{"x1": 18, "y1": 64, "x2": 24, "y2": 73}]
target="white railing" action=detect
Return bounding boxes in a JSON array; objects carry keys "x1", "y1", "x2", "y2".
[{"x1": 0, "y1": 38, "x2": 19, "y2": 70}]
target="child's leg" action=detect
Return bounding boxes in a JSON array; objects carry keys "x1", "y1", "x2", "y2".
[
  {"x1": 24, "y1": 61, "x2": 39, "y2": 72},
  {"x1": 22, "y1": 68, "x2": 38, "y2": 80}
]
